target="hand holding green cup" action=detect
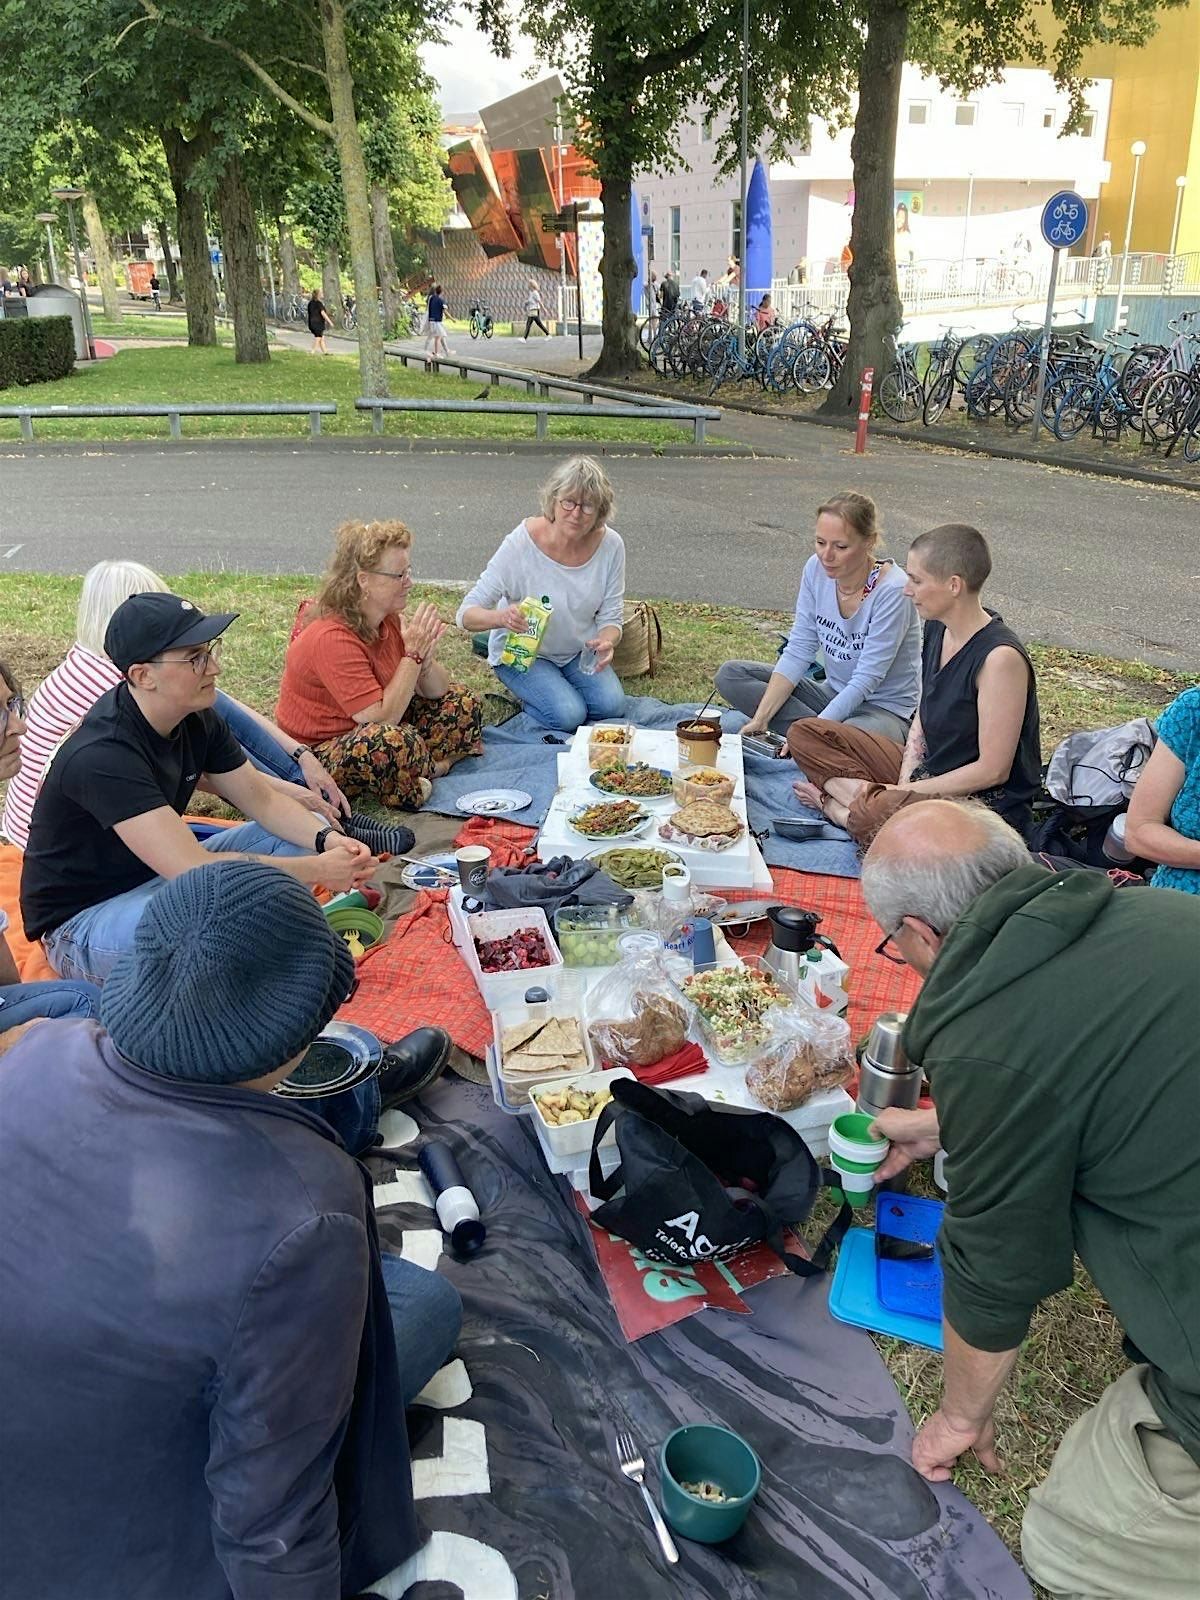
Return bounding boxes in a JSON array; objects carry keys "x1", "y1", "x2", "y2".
[{"x1": 828, "y1": 1111, "x2": 891, "y2": 1207}]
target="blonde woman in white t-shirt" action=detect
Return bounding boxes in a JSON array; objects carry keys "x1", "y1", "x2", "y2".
[{"x1": 457, "y1": 456, "x2": 628, "y2": 730}]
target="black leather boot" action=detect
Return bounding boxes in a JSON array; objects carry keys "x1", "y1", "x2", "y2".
[{"x1": 377, "y1": 1026, "x2": 452, "y2": 1108}]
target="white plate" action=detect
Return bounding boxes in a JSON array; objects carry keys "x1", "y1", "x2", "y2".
[
  {"x1": 400, "y1": 854, "x2": 459, "y2": 890},
  {"x1": 588, "y1": 767, "x2": 675, "y2": 806},
  {"x1": 566, "y1": 808, "x2": 653, "y2": 844},
  {"x1": 456, "y1": 788, "x2": 533, "y2": 818}
]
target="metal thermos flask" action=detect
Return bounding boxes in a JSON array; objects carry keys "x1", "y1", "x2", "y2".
[{"x1": 855, "y1": 1012, "x2": 922, "y2": 1117}]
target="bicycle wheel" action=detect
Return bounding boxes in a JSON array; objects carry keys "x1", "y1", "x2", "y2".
[
  {"x1": 1183, "y1": 419, "x2": 1200, "y2": 463},
  {"x1": 878, "y1": 368, "x2": 922, "y2": 423},
  {"x1": 793, "y1": 345, "x2": 831, "y2": 393},
  {"x1": 1053, "y1": 381, "x2": 1097, "y2": 442},
  {"x1": 955, "y1": 334, "x2": 995, "y2": 386},
  {"x1": 1140, "y1": 372, "x2": 1194, "y2": 444},
  {"x1": 484, "y1": 318, "x2": 494, "y2": 338},
  {"x1": 922, "y1": 371, "x2": 954, "y2": 425},
  {"x1": 469, "y1": 317, "x2": 480, "y2": 340}
]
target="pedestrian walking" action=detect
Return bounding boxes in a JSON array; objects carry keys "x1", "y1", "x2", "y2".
[
  {"x1": 659, "y1": 270, "x2": 680, "y2": 315},
  {"x1": 424, "y1": 283, "x2": 451, "y2": 366},
  {"x1": 307, "y1": 288, "x2": 334, "y2": 354},
  {"x1": 521, "y1": 280, "x2": 551, "y2": 341},
  {"x1": 690, "y1": 267, "x2": 709, "y2": 312},
  {"x1": 644, "y1": 271, "x2": 659, "y2": 340}
]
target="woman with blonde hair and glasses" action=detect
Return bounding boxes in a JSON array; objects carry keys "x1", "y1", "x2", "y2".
[
  {"x1": 457, "y1": 456, "x2": 628, "y2": 730},
  {"x1": 277, "y1": 520, "x2": 482, "y2": 811},
  {"x1": 2, "y1": 559, "x2": 358, "y2": 850}
]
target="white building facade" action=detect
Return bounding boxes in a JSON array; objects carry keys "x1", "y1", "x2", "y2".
[{"x1": 637, "y1": 67, "x2": 1114, "y2": 288}]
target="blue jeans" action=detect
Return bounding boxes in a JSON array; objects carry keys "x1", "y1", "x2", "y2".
[
  {"x1": 380, "y1": 1250, "x2": 464, "y2": 1408},
  {"x1": 493, "y1": 654, "x2": 627, "y2": 732},
  {"x1": 43, "y1": 822, "x2": 309, "y2": 985},
  {"x1": 214, "y1": 693, "x2": 303, "y2": 784},
  {"x1": 313, "y1": 1073, "x2": 381, "y2": 1156},
  {"x1": 0, "y1": 979, "x2": 101, "y2": 1032}
]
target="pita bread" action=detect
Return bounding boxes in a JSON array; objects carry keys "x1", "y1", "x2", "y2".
[
  {"x1": 671, "y1": 800, "x2": 743, "y2": 840},
  {"x1": 526, "y1": 1017, "x2": 582, "y2": 1055},
  {"x1": 501, "y1": 1019, "x2": 544, "y2": 1055}
]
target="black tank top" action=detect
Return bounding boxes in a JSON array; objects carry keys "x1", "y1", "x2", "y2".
[{"x1": 916, "y1": 613, "x2": 1041, "y2": 835}]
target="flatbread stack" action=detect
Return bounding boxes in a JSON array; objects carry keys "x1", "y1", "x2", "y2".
[
  {"x1": 658, "y1": 799, "x2": 745, "y2": 853},
  {"x1": 499, "y1": 1015, "x2": 589, "y2": 1102}
]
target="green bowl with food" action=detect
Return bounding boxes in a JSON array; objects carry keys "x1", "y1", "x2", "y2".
[{"x1": 584, "y1": 843, "x2": 684, "y2": 890}]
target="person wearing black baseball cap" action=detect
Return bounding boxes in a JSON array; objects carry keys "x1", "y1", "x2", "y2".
[{"x1": 20, "y1": 591, "x2": 382, "y2": 987}]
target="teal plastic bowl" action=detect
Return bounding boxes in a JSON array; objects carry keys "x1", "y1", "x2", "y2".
[{"x1": 660, "y1": 1424, "x2": 761, "y2": 1544}]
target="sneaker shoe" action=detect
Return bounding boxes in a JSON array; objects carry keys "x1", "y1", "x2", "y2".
[{"x1": 343, "y1": 812, "x2": 416, "y2": 857}]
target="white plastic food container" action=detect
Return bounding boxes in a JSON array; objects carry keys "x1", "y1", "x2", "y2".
[
  {"x1": 449, "y1": 899, "x2": 564, "y2": 1008},
  {"x1": 490, "y1": 999, "x2": 596, "y2": 1110},
  {"x1": 529, "y1": 1067, "x2": 635, "y2": 1163}
]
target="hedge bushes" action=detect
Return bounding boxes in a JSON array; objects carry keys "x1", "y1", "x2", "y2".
[{"x1": 0, "y1": 316, "x2": 76, "y2": 390}]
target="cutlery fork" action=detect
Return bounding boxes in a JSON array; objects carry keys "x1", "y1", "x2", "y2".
[{"x1": 615, "y1": 1429, "x2": 679, "y2": 1565}]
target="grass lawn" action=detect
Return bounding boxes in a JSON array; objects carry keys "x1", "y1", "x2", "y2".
[
  {"x1": 1, "y1": 569, "x2": 1193, "y2": 1583},
  {"x1": 89, "y1": 313, "x2": 234, "y2": 344},
  {"x1": 0, "y1": 343, "x2": 704, "y2": 447}
]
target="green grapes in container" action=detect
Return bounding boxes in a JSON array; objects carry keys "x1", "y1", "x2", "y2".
[{"x1": 498, "y1": 594, "x2": 553, "y2": 673}]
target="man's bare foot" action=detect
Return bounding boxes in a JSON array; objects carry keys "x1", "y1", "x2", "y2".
[{"x1": 792, "y1": 780, "x2": 824, "y2": 811}]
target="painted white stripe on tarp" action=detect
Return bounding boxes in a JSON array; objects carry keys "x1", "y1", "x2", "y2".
[
  {"x1": 372, "y1": 1169, "x2": 435, "y2": 1210},
  {"x1": 413, "y1": 1358, "x2": 472, "y2": 1410},
  {"x1": 377, "y1": 1530, "x2": 517, "y2": 1599},
  {"x1": 2, "y1": 545, "x2": 22, "y2": 559},
  {"x1": 411, "y1": 1418, "x2": 491, "y2": 1501},
  {"x1": 397, "y1": 1228, "x2": 443, "y2": 1271}
]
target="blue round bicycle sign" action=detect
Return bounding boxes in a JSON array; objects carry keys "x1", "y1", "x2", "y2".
[{"x1": 1040, "y1": 191, "x2": 1089, "y2": 250}]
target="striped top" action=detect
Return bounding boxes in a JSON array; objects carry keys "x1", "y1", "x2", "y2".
[{"x1": 2, "y1": 644, "x2": 120, "y2": 850}]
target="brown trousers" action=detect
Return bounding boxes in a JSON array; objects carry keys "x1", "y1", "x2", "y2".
[{"x1": 787, "y1": 718, "x2": 925, "y2": 845}]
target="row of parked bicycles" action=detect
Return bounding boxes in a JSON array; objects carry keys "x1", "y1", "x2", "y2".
[
  {"x1": 650, "y1": 301, "x2": 1200, "y2": 464},
  {"x1": 878, "y1": 310, "x2": 1200, "y2": 461}
]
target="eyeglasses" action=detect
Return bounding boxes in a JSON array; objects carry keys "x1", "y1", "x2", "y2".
[
  {"x1": 363, "y1": 568, "x2": 412, "y2": 583},
  {"x1": 874, "y1": 920, "x2": 942, "y2": 964},
  {"x1": 559, "y1": 498, "x2": 597, "y2": 516},
  {"x1": 146, "y1": 640, "x2": 223, "y2": 675},
  {"x1": 0, "y1": 692, "x2": 26, "y2": 737}
]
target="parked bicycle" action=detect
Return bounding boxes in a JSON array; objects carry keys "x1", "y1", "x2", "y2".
[{"x1": 469, "y1": 301, "x2": 494, "y2": 340}]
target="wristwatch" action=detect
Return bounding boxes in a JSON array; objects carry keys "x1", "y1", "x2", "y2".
[
  {"x1": 290, "y1": 743, "x2": 309, "y2": 764},
  {"x1": 313, "y1": 826, "x2": 335, "y2": 854}
]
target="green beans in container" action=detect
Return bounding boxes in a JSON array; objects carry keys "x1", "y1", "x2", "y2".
[
  {"x1": 553, "y1": 905, "x2": 635, "y2": 967},
  {"x1": 586, "y1": 844, "x2": 683, "y2": 890}
]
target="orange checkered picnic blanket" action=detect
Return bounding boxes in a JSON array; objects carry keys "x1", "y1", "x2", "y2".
[{"x1": 338, "y1": 823, "x2": 921, "y2": 1056}]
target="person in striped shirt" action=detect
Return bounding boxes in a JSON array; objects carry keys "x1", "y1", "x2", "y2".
[{"x1": 2, "y1": 562, "x2": 410, "y2": 858}]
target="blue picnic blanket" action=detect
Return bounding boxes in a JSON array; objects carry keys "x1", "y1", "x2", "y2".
[{"x1": 426, "y1": 696, "x2": 862, "y2": 879}]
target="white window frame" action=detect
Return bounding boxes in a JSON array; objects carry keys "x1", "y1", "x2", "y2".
[
  {"x1": 1078, "y1": 110, "x2": 1097, "y2": 138},
  {"x1": 669, "y1": 206, "x2": 681, "y2": 273},
  {"x1": 954, "y1": 102, "x2": 978, "y2": 127},
  {"x1": 1043, "y1": 108, "x2": 1057, "y2": 130},
  {"x1": 1001, "y1": 102, "x2": 1024, "y2": 128},
  {"x1": 701, "y1": 113, "x2": 714, "y2": 144},
  {"x1": 907, "y1": 101, "x2": 931, "y2": 126}
]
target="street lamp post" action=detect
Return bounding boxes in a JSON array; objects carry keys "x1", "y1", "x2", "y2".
[
  {"x1": 51, "y1": 186, "x2": 95, "y2": 359},
  {"x1": 959, "y1": 172, "x2": 975, "y2": 285},
  {"x1": 736, "y1": 0, "x2": 749, "y2": 359},
  {"x1": 1113, "y1": 139, "x2": 1146, "y2": 333},
  {"x1": 35, "y1": 212, "x2": 59, "y2": 283},
  {"x1": 1169, "y1": 175, "x2": 1187, "y2": 259}
]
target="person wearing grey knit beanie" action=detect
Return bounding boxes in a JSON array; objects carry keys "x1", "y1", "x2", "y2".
[{"x1": 0, "y1": 856, "x2": 463, "y2": 1598}]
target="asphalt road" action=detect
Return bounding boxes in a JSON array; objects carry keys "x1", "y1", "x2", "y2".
[{"x1": 1, "y1": 433, "x2": 1196, "y2": 670}]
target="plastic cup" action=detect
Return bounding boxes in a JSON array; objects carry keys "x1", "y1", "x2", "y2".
[
  {"x1": 827, "y1": 1111, "x2": 890, "y2": 1208},
  {"x1": 660, "y1": 1424, "x2": 760, "y2": 1544},
  {"x1": 454, "y1": 845, "x2": 491, "y2": 894},
  {"x1": 577, "y1": 642, "x2": 600, "y2": 675}
]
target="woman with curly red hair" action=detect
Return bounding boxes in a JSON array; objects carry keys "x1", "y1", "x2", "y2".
[{"x1": 277, "y1": 520, "x2": 482, "y2": 810}]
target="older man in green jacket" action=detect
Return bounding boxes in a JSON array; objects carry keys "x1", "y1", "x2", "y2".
[{"x1": 860, "y1": 799, "x2": 1199, "y2": 1600}]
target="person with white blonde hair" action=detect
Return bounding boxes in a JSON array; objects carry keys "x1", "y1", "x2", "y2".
[
  {"x1": 2, "y1": 559, "x2": 358, "y2": 850},
  {"x1": 860, "y1": 799, "x2": 1200, "y2": 1600},
  {"x1": 457, "y1": 456, "x2": 628, "y2": 730}
]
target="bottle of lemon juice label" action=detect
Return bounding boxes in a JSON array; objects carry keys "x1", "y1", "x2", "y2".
[{"x1": 498, "y1": 594, "x2": 553, "y2": 672}]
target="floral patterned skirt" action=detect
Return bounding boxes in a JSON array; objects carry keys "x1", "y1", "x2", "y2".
[{"x1": 314, "y1": 685, "x2": 483, "y2": 810}]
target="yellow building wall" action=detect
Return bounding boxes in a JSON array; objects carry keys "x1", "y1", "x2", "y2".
[{"x1": 1083, "y1": 0, "x2": 1200, "y2": 253}]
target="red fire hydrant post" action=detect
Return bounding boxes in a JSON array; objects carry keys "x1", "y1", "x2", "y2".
[{"x1": 854, "y1": 366, "x2": 875, "y2": 454}]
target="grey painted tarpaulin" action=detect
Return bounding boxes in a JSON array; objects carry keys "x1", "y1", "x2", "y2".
[{"x1": 366, "y1": 1073, "x2": 1029, "y2": 1599}]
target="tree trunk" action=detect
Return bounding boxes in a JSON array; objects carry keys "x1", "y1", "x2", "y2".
[
  {"x1": 318, "y1": 0, "x2": 387, "y2": 395},
  {"x1": 370, "y1": 183, "x2": 402, "y2": 336},
  {"x1": 820, "y1": 0, "x2": 908, "y2": 417},
  {"x1": 158, "y1": 218, "x2": 181, "y2": 302},
  {"x1": 80, "y1": 191, "x2": 120, "y2": 320},
  {"x1": 278, "y1": 223, "x2": 301, "y2": 300},
  {"x1": 215, "y1": 152, "x2": 270, "y2": 363},
  {"x1": 161, "y1": 125, "x2": 217, "y2": 347},
  {"x1": 591, "y1": 171, "x2": 639, "y2": 378},
  {"x1": 322, "y1": 246, "x2": 343, "y2": 320}
]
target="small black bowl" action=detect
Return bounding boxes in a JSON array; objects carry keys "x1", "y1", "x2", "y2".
[{"x1": 773, "y1": 818, "x2": 825, "y2": 842}]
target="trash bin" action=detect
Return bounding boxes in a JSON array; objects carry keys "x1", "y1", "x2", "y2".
[{"x1": 24, "y1": 285, "x2": 88, "y2": 360}]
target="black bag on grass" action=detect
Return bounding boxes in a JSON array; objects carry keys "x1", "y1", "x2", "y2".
[{"x1": 587, "y1": 1078, "x2": 851, "y2": 1277}]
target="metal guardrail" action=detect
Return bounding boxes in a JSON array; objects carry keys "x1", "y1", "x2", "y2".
[
  {"x1": 0, "y1": 401, "x2": 336, "y2": 441},
  {"x1": 386, "y1": 346, "x2": 695, "y2": 412},
  {"x1": 357, "y1": 396, "x2": 720, "y2": 445}
]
